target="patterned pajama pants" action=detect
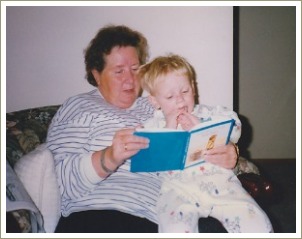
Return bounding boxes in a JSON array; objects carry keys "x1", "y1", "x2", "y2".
[{"x1": 156, "y1": 164, "x2": 273, "y2": 233}]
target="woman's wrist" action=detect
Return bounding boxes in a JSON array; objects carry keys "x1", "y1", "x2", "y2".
[{"x1": 100, "y1": 147, "x2": 117, "y2": 174}]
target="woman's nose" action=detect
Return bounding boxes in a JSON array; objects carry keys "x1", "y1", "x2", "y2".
[{"x1": 124, "y1": 69, "x2": 135, "y2": 83}]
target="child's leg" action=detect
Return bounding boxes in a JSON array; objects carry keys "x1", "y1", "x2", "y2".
[
  {"x1": 157, "y1": 201, "x2": 199, "y2": 233},
  {"x1": 157, "y1": 184, "x2": 209, "y2": 233},
  {"x1": 210, "y1": 202, "x2": 273, "y2": 233},
  {"x1": 196, "y1": 165, "x2": 273, "y2": 232}
]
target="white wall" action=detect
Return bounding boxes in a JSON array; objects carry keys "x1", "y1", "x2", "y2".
[{"x1": 5, "y1": 6, "x2": 233, "y2": 112}]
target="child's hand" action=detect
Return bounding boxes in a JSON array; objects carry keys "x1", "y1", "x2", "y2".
[
  {"x1": 177, "y1": 112, "x2": 200, "y2": 130},
  {"x1": 165, "y1": 111, "x2": 180, "y2": 129}
]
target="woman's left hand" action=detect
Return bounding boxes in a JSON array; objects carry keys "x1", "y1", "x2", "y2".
[{"x1": 203, "y1": 142, "x2": 238, "y2": 169}]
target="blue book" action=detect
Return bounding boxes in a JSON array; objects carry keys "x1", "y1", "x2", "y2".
[{"x1": 130, "y1": 118, "x2": 235, "y2": 172}]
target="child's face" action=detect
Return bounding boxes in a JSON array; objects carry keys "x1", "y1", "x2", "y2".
[{"x1": 149, "y1": 71, "x2": 195, "y2": 118}]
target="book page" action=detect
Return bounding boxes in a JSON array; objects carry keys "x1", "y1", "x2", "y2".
[{"x1": 184, "y1": 120, "x2": 234, "y2": 168}]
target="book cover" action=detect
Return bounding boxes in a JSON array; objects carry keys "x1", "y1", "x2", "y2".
[{"x1": 130, "y1": 118, "x2": 235, "y2": 172}]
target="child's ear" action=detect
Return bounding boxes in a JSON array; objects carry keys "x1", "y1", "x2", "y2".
[{"x1": 148, "y1": 95, "x2": 161, "y2": 110}]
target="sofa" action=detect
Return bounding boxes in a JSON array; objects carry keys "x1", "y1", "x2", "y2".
[{"x1": 6, "y1": 105, "x2": 273, "y2": 233}]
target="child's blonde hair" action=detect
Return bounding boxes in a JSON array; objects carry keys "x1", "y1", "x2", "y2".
[{"x1": 138, "y1": 54, "x2": 196, "y2": 95}]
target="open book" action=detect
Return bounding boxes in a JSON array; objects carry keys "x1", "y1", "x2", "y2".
[{"x1": 130, "y1": 118, "x2": 235, "y2": 172}]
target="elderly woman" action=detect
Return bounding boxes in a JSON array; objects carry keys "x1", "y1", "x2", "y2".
[{"x1": 46, "y1": 25, "x2": 238, "y2": 233}]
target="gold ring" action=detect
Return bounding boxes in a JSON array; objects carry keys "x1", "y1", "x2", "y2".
[{"x1": 124, "y1": 144, "x2": 128, "y2": 151}]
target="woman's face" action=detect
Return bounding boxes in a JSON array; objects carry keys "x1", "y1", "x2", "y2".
[{"x1": 93, "y1": 46, "x2": 141, "y2": 109}]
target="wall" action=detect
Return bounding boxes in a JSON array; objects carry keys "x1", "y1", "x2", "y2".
[
  {"x1": 238, "y1": 7, "x2": 296, "y2": 159},
  {"x1": 4, "y1": 5, "x2": 299, "y2": 160},
  {"x1": 5, "y1": 6, "x2": 233, "y2": 112}
]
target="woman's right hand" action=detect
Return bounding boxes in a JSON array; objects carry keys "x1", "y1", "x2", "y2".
[
  {"x1": 108, "y1": 128, "x2": 150, "y2": 165},
  {"x1": 92, "y1": 128, "x2": 150, "y2": 177}
]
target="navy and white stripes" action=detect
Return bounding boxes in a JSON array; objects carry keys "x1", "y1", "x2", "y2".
[{"x1": 46, "y1": 89, "x2": 160, "y2": 223}]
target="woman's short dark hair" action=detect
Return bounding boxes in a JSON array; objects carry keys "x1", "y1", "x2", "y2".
[{"x1": 84, "y1": 25, "x2": 149, "y2": 86}]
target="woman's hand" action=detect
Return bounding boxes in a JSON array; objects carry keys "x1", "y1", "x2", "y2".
[
  {"x1": 203, "y1": 142, "x2": 238, "y2": 169},
  {"x1": 92, "y1": 128, "x2": 149, "y2": 177},
  {"x1": 108, "y1": 128, "x2": 150, "y2": 165}
]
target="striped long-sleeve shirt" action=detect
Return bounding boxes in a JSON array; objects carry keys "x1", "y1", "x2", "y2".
[{"x1": 46, "y1": 89, "x2": 161, "y2": 223}]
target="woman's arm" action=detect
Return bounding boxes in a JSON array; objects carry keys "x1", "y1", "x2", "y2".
[{"x1": 48, "y1": 124, "x2": 149, "y2": 200}]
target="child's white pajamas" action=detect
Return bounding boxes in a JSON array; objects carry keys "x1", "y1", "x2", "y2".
[
  {"x1": 144, "y1": 104, "x2": 273, "y2": 233},
  {"x1": 156, "y1": 164, "x2": 273, "y2": 232}
]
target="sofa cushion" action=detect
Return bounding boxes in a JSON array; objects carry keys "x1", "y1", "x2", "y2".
[
  {"x1": 6, "y1": 105, "x2": 60, "y2": 167},
  {"x1": 14, "y1": 144, "x2": 61, "y2": 233}
]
